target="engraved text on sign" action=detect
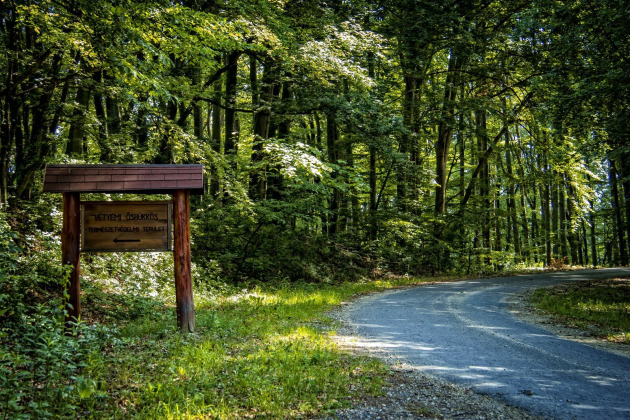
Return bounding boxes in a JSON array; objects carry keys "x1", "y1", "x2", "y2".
[{"x1": 81, "y1": 201, "x2": 172, "y2": 252}]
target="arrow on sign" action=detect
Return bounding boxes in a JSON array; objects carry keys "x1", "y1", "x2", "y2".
[{"x1": 113, "y1": 238, "x2": 141, "y2": 243}]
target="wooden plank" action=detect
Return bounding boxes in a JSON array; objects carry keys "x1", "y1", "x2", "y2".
[
  {"x1": 81, "y1": 201, "x2": 172, "y2": 252},
  {"x1": 173, "y1": 189, "x2": 194, "y2": 333},
  {"x1": 42, "y1": 164, "x2": 204, "y2": 194},
  {"x1": 62, "y1": 192, "x2": 81, "y2": 328}
]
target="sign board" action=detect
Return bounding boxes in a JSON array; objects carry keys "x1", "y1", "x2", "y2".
[{"x1": 81, "y1": 201, "x2": 172, "y2": 252}]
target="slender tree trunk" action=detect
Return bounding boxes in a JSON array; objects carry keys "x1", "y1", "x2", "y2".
[
  {"x1": 249, "y1": 56, "x2": 267, "y2": 200},
  {"x1": 369, "y1": 145, "x2": 377, "y2": 239},
  {"x1": 559, "y1": 178, "x2": 568, "y2": 261},
  {"x1": 610, "y1": 159, "x2": 627, "y2": 265},
  {"x1": 327, "y1": 113, "x2": 340, "y2": 234},
  {"x1": 458, "y1": 111, "x2": 465, "y2": 204},
  {"x1": 543, "y1": 155, "x2": 552, "y2": 266},
  {"x1": 193, "y1": 66, "x2": 203, "y2": 138},
  {"x1": 346, "y1": 141, "x2": 360, "y2": 228},
  {"x1": 1, "y1": 13, "x2": 17, "y2": 203},
  {"x1": 476, "y1": 109, "x2": 491, "y2": 259},
  {"x1": 224, "y1": 51, "x2": 240, "y2": 156},
  {"x1": 505, "y1": 129, "x2": 520, "y2": 260},
  {"x1": 566, "y1": 181, "x2": 579, "y2": 265},
  {"x1": 66, "y1": 84, "x2": 90, "y2": 156},
  {"x1": 620, "y1": 159, "x2": 630, "y2": 258},
  {"x1": 92, "y1": 72, "x2": 111, "y2": 161},
  {"x1": 211, "y1": 77, "x2": 222, "y2": 198},
  {"x1": 104, "y1": 72, "x2": 121, "y2": 137},
  {"x1": 581, "y1": 219, "x2": 589, "y2": 265},
  {"x1": 435, "y1": 55, "x2": 459, "y2": 214},
  {"x1": 551, "y1": 173, "x2": 559, "y2": 258},
  {"x1": 495, "y1": 167, "x2": 503, "y2": 254}
]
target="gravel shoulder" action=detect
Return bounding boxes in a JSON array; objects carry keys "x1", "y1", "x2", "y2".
[
  {"x1": 326, "y1": 290, "x2": 544, "y2": 420},
  {"x1": 326, "y1": 276, "x2": 630, "y2": 419}
]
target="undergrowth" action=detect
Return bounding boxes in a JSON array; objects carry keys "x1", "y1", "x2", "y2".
[
  {"x1": 530, "y1": 278, "x2": 630, "y2": 342},
  {"x1": 0, "y1": 198, "x2": 558, "y2": 419},
  {"x1": 0, "y1": 210, "x2": 461, "y2": 419}
]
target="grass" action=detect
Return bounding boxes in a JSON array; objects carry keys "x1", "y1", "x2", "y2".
[
  {"x1": 73, "y1": 274, "x2": 468, "y2": 419},
  {"x1": 529, "y1": 277, "x2": 630, "y2": 343}
]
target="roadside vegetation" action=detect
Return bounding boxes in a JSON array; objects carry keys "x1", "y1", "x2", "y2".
[
  {"x1": 530, "y1": 278, "x2": 630, "y2": 343},
  {"x1": 2, "y1": 208, "x2": 474, "y2": 419}
]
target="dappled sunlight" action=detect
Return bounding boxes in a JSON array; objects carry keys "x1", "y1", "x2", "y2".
[
  {"x1": 468, "y1": 366, "x2": 515, "y2": 372},
  {"x1": 348, "y1": 271, "x2": 630, "y2": 420},
  {"x1": 467, "y1": 325, "x2": 511, "y2": 330}
]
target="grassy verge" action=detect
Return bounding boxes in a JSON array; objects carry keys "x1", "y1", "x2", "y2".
[
  {"x1": 74, "y1": 274, "x2": 469, "y2": 419},
  {"x1": 529, "y1": 277, "x2": 630, "y2": 343}
]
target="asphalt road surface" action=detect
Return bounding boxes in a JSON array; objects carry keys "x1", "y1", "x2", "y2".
[{"x1": 346, "y1": 268, "x2": 630, "y2": 419}]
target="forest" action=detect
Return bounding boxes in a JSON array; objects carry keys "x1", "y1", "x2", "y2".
[{"x1": 1, "y1": 0, "x2": 629, "y2": 417}]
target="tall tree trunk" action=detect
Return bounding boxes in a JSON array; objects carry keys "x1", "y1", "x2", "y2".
[
  {"x1": 346, "y1": 141, "x2": 360, "y2": 228},
  {"x1": 559, "y1": 178, "x2": 569, "y2": 261},
  {"x1": 566, "y1": 181, "x2": 579, "y2": 265},
  {"x1": 590, "y1": 197, "x2": 597, "y2": 267},
  {"x1": 211, "y1": 78, "x2": 222, "y2": 198},
  {"x1": 369, "y1": 144, "x2": 377, "y2": 239},
  {"x1": 104, "y1": 72, "x2": 121, "y2": 137},
  {"x1": 66, "y1": 84, "x2": 90, "y2": 156},
  {"x1": 193, "y1": 66, "x2": 203, "y2": 138},
  {"x1": 543, "y1": 154, "x2": 552, "y2": 266},
  {"x1": 621, "y1": 158, "x2": 630, "y2": 258},
  {"x1": 610, "y1": 159, "x2": 628, "y2": 265},
  {"x1": 581, "y1": 219, "x2": 589, "y2": 265},
  {"x1": 93, "y1": 72, "x2": 110, "y2": 161},
  {"x1": 435, "y1": 55, "x2": 459, "y2": 214},
  {"x1": 327, "y1": 113, "x2": 340, "y2": 234},
  {"x1": 224, "y1": 51, "x2": 240, "y2": 156},
  {"x1": 505, "y1": 129, "x2": 520, "y2": 260},
  {"x1": 476, "y1": 109, "x2": 491, "y2": 259},
  {"x1": 551, "y1": 173, "x2": 559, "y2": 258},
  {"x1": 249, "y1": 56, "x2": 265, "y2": 200},
  {"x1": 458, "y1": 111, "x2": 465, "y2": 204}
]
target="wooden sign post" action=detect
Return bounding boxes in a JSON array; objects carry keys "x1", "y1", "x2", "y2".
[{"x1": 43, "y1": 164, "x2": 204, "y2": 333}]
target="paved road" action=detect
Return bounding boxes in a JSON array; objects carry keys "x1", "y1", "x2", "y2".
[{"x1": 346, "y1": 268, "x2": 630, "y2": 419}]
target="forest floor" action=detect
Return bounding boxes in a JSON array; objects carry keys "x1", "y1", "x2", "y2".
[{"x1": 325, "y1": 270, "x2": 630, "y2": 420}]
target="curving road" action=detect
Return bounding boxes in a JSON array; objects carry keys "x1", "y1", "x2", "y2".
[{"x1": 346, "y1": 268, "x2": 630, "y2": 419}]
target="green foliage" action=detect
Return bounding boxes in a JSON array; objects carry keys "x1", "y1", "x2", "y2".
[
  {"x1": 0, "y1": 207, "x2": 107, "y2": 418},
  {"x1": 530, "y1": 278, "x2": 630, "y2": 342}
]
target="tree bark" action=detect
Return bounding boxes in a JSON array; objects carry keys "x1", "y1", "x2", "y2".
[
  {"x1": 211, "y1": 78, "x2": 222, "y2": 198},
  {"x1": 224, "y1": 51, "x2": 240, "y2": 155},
  {"x1": 551, "y1": 173, "x2": 559, "y2": 259},
  {"x1": 66, "y1": 84, "x2": 90, "y2": 156},
  {"x1": 435, "y1": 55, "x2": 459, "y2": 214},
  {"x1": 505, "y1": 129, "x2": 520, "y2": 259},
  {"x1": 610, "y1": 159, "x2": 627, "y2": 265},
  {"x1": 559, "y1": 178, "x2": 569, "y2": 261},
  {"x1": 327, "y1": 113, "x2": 340, "y2": 234}
]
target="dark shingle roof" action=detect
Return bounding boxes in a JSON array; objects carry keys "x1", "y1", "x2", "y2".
[{"x1": 42, "y1": 164, "x2": 204, "y2": 195}]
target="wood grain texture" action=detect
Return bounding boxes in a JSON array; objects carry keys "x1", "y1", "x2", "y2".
[
  {"x1": 81, "y1": 201, "x2": 172, "y2": 252},
  {"x1": 42, "y1": 164, "x2": 204, "y2": 195},
  {"x1": 173, "y1": 189, "x2": 195, "y2": 332},
  {"x1": 61, "y1": 192, "x2": 81, "y2": 327}
]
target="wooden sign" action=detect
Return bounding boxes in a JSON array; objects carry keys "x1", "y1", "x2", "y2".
[
  {"x1": 44, "y1": 164, "x2": 203, "y2": 333},
  {"x1": 81, "y1": 201, "x2": 172, "y2": 252}
]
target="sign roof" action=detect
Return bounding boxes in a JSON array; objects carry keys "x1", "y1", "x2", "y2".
[{"x1": 42, "y1": 164, "x2": 204, "y2": 195}]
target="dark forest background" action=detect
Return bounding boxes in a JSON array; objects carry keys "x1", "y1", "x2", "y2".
[{"x1": 2, "y1": 0, "x2": 630, "y2": 281}]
